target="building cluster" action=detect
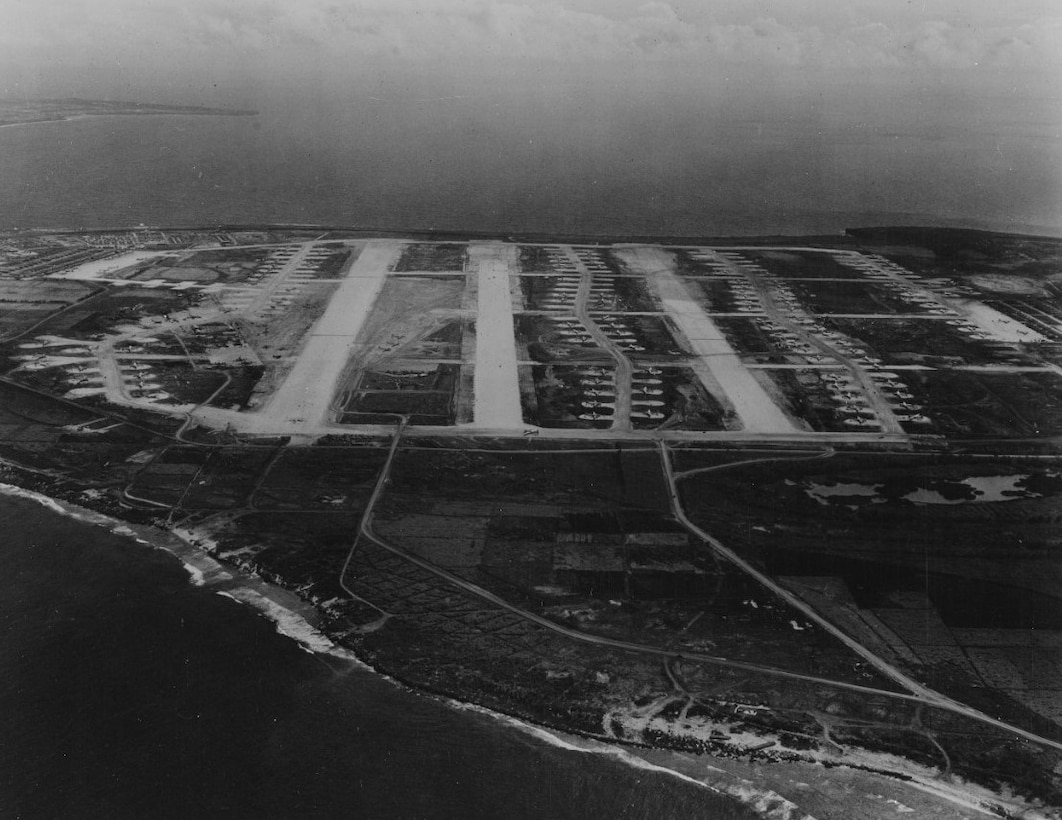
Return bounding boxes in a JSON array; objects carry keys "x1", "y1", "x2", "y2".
[{"x1": 0, "y1": 247, "x2": 116, "y2": 280}]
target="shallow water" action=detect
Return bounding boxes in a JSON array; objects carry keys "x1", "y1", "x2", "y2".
[{"x1": 803, "y1": 473, "x2": 1045, "y2": 506}]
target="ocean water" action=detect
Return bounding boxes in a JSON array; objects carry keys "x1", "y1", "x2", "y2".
[
  {"x1": 0, "y1": 101, "x2": 1055, "y2": 817},
  {"x1": 0, "y1": 108, "x2": 781, "y2": 818},
  {"x1": 0, "y1": 96, "x2": 1058, "y2": 237},
  {"x1": 0, "y1": 493, "x2": 754, "y2": 818}
]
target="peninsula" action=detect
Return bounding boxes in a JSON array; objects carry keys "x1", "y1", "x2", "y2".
[{"x1": 0, "y1": 98, "x2": 257, "y2": 128}]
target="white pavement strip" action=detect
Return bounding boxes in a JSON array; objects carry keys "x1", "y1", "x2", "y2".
[
  {"x1": 253, "y1": 240, "x2": 399, "y2": 431},
  {"x1": 620, "y1": 247, "x2": 798, "y2": 434},
  {"x1": 470, "y1": 244, "x2": 524, "y2": 429},
  {"x1": 51, "y1": 251, "x2": 162, "y2": 280},
  {"x1": 958, "y1": 300, "x2": 1046, "y2": 343}
]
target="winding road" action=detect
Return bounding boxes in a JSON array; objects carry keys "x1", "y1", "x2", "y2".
[{"x1": 337, "y1": 422, "x2": 1062, "y2": 753}]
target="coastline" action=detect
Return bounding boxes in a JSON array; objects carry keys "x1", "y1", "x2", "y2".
[
  {"x1": 0, "y1": 477, "x2": 798, "y2": 818},
  {"x1": 0, "y1": 109, "x2": 258, "y2": 131},
  {"x1": 7, "y1": 220, "x2": 1061, "y2": 245},
  {"x1": 0, "y1": 464, "x2": 1053, "y2": 819}
]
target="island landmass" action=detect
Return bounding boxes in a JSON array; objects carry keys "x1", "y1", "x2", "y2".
[{"x1": 2, "y1": 224, "x2": 1061, "y2": 819}]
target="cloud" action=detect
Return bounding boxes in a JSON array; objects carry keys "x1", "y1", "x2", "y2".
[{"x1": 4, "y1": 0, "x2": 1062, "y2": 76}]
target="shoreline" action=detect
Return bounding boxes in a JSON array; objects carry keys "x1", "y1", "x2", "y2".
[
  {"x1": 0, "y1": 109, "x2": 258, "y2": 131},
  {"x1": 6, "y1": 221, "x2": 1061, "y2": 245},
  {"x1": 0, "y1": 468, "x2": 1054, "y2": 818},
  {"x1": 0, "y1": 477, "x2": 796, "y2": 818}
]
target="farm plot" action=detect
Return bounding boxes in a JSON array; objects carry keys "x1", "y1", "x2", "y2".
[
  {"x1": 0, "y1": 280, "x2": 94, "y2": 306},
  {"x1": 253, "y1": 446, "x2": 389, "y2": 510},
  {"x1": 0, "y1": 280, "x2": 97, "y2": 336},
  {"x1": 174, "y1": 447, "x2": 276, "y2": 510}
]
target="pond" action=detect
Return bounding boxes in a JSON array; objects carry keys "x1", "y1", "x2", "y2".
[{"x1": 797, "y1": 471, "x2": 1062, "y2": 507}]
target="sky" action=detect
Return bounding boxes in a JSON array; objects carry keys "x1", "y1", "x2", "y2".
[{"x1": 3, "y1": 0, "x2": 1061, "y2": 104}]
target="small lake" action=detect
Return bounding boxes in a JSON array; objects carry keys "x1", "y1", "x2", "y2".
[{"x1": 797, "y1": 471, "x2": 1062, "y2": 507}]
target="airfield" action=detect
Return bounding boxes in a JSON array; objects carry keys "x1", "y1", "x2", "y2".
[
  {"x1": 7, "y1": 234, "x2": 1059, "y2": 445},
  {"x1": 4, "y1": 227, "x2": 1062, "y2": 815}
]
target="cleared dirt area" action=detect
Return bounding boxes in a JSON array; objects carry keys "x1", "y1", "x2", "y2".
[{"x1": 339, "y1": 277, "x2": 466, "y2": 361}]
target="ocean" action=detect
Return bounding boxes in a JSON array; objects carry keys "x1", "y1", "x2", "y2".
[
  {"x1": 0, "y1": 108, "x2": 779, "y2": 818},
  {"x1": 0, "y1": 100, "x2": 1055, "y2": 817},
  {"x1": 0, "y1": 94, "x2": 1058, "y2": 237},
  {"x1": 0, "y1": 491, "x2": 757, "y2": 818}
]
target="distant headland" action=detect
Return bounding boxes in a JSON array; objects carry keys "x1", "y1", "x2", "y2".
[{"x1": 0, "y1": 98, "x2": 257, "y2": 128}]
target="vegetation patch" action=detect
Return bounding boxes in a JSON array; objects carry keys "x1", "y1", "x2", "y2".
[{"x1": 393, "y1": 243, "x2": 467, "y2": 272}]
